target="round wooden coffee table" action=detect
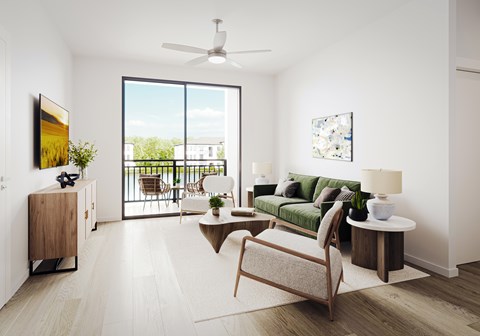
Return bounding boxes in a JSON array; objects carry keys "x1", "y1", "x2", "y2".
[
  {"x1": 199, "y1": 208, "x2": 275, "y2": 253},
  {"x1": 347, "y1": 215, "x2": 416, "y2": 283}
]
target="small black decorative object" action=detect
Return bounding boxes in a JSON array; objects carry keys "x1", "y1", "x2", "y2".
[
  {"x1": 348, "y1": 190, "x2": 368, "y2": 222},
  {"x1": 56, "y1": 171, "x2": 79, "y2": 189},
  {"x1": 348, "y1": 207, "x2": 368, "y2": 222}
]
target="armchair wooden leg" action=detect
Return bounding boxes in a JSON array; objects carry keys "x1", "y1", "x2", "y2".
[
  {"x1": 234, "y1": 237, "x2": 248, "y2": 297},
  {"x1": 328, "y1": 302, "x2": 334, "y2": 321},
  {"x1": 234, "y1": 272, "x2": 241, "y2": 297}
]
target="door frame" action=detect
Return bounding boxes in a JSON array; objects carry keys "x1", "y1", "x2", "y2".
[
  {"x1": 0, "y1": 25, "x2": 11, "y2": 309},
  {"x1": 121, "y1": 76, "x2": 242, "y2": 219}
]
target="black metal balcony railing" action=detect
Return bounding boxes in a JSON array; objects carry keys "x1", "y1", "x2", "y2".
[{"x1": 124, "y1": 159, "x2": 227, "y2": 203}]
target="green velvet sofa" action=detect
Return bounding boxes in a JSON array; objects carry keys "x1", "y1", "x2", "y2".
[{"x1": 253, "y1": 173, "x2": 361, "y2": 242}]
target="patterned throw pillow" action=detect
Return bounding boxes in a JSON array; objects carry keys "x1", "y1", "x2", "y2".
[
  {"x1": 313, "y1": 187, "x2": 341, "y2": 208},
  {"x1": 334, "y1": 186, "x2": 355, "y2": 201}
]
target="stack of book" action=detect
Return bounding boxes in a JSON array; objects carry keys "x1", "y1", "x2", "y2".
[{"x1": 230, "y1": 207, "x2": 256, "y2": 217}]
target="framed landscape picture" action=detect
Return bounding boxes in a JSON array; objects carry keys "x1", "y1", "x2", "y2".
[{"x1": 312, "y1": 112, "x2": 352, "y2": 161}]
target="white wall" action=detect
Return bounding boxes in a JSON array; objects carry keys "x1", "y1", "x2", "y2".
[
  {"x1": 276, "y1": 0, "x2": 456, "y2": 276},
  {"x1": 73, "y1": 57, "x2": 275, "y2": 221},
  {"x1": 453, "y1": 0, "x2": 480, "y2": 265},
  {"x1": 0, "y1": 0, "x2": 73, "y2": 299}
]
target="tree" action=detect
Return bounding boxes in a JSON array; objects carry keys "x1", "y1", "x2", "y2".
[{"x1": 125, "y1": 136, "x2": 182, "y2": 167}]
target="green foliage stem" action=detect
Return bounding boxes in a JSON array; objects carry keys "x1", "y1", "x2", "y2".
[
  {"x1": 351, "y1": 191, "x2": 368, "y2": 210},
  {"x1": 69, "y1": 140, "x2": 98, "y2": 169}
]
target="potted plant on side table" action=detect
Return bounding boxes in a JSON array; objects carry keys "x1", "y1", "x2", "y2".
[
  {"x1": 69, "y1": 140, "x2": 98, "y2": 180},
  {"x1": 348, "y1": 191, "x2": 368, "y2": 221},
  {"x1": 209, "y1": 195, "x2": 224, "y2": 216}
]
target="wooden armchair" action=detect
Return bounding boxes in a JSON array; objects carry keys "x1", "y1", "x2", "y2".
[
  {"x1": 180, "y1": 175, "x2": 235, "y2": 223},
  {"x1": 185, "y1": 171, "x2": 218, "y2": 195},
  {"x1": 138, "y1": 174, "x2": 171, "y2": 210},
  {"x1": 234, "y1": 201, "x2": 344, "y2": 321}
]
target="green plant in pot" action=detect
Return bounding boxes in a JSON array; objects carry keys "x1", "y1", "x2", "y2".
[
  {"x1": 173, "y1": 177, "x2": 181, "y2": 186},
  {"x1": 209, "y1": 195, "x2": 224, "y2": 216},
  {"x1": 69, "y1": 140, "x2": 98, "y2": 180},
  {"x1": 348, "y1": 191, "x2": 368, "y2": 221}
]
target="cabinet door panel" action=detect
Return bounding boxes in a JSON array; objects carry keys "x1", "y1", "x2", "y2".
[
  {"x1": 77, "y1": 188, "x2": 86, "y2": 251},
  {"x1": 91, "y1": 180, "x2": 97, "y2": 229},
  {"x1": 84, "y1": 183, "x2": 92, "y2": 239}
]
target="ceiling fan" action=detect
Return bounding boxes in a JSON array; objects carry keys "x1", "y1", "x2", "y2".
[{"x1": 162, "y1": 19, "x2": 271, "y2": 68}]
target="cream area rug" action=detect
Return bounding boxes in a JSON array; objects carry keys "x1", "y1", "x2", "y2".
[{"x1": 160, "y1": 216, "x2": 429, "y2": 322}]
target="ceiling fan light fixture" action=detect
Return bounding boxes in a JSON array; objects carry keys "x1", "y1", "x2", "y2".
[{"x1": 208, "y1": 52, "x2": 226, "y2": 64}]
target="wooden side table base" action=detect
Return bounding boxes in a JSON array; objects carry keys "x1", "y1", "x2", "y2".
[{"x1": 350, "y1": 224, "x2": 408, "y2": 283}]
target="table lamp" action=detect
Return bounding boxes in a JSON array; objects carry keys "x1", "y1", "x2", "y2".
[
  {"x1": 361, "y1": 169, "x2": 402, "y2": 220},
  {"x1": 252, "y1": 162, "x2": 272, "y2": 185}
]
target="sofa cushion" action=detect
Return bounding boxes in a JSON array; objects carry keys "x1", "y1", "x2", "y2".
[
  {"x1": 313, "y1": 177, "x2": 361, "y2": 202},
  {"x1": 313, "y1": 187, "x2": 341, "y2": 208},
  {"x1": 287, "y1": 173, "x2": 320, "y2": 201},
  {"x1": 255, "y1": 195, "x2": 309, "y2": 216},
  {"x1": 279, "y1": 203, "x2": 322, "y2": 232}
]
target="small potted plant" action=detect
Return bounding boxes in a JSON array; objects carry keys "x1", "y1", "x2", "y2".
[
  {"x1": 173, "y1": 177, "x2": 181, "y2": 186},
  {"x1": 209, "y1": 195, "x2": 224, "y2": 216},
  {"x1": 69, "y1": 140, "x2": 98, "y2": 179},
  {"x1": 348, "y1": 191, "x2": 368, "y2": 221}
]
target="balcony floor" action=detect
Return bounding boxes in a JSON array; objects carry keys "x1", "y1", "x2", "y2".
[{"x1": 124, "y1": 200, "x2": 181, "y2": 217}]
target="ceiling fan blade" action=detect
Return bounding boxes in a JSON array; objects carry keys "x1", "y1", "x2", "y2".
[
  {"x1": 228, "y1": 49, "x2": 272, "y2": 55},
  {"x1": 162, "y1": 43, "x2": 208, "y2": 54},
  {"x1": 185, "y1": 55, "x2": 209, "y2": 66},
  {"x1": 213, "y1": 31, "x2": 227, "y2": 51},
  {"x1": 226, "y1": 58, "x2": 242, "y2": 69}
]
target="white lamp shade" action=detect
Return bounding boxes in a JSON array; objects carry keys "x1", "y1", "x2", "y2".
[
  {"x1": 252, "y1": 162, "x2": 272, "y2": 175},
  {"x1": 361, "y1": 169, "x2": 402, "y2": 194}
]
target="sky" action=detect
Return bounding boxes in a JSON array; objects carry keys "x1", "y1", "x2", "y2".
[{"x1": 124, "y1": 80, "x2": 226, "y2": 139}]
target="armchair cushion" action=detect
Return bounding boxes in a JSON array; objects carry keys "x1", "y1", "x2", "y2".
[{"x1": 242, "y1": 229, "x2": 342, "y2": 300}]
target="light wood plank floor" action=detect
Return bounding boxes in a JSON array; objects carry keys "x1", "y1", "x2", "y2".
[{"x1": 0, "y1": 218, "x2": 479, "y2": 336}]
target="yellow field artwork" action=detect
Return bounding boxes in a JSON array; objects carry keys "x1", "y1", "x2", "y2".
[{"x1": 40, "y1": 100, "x2": 69, "y2": 169}]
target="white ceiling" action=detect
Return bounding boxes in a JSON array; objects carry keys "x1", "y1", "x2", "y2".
[{"x1": 39, "y1": 0, "x2": 408, "y2": 75}]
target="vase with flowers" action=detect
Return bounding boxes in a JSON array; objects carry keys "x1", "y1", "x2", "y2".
[{"x1": 69, "y1": 140, "x2": 98, "y2": 179}]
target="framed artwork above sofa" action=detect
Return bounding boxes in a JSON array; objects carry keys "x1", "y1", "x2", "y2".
[{"x1": 312, "y1": 112, "x2": 352, "y2": 161}]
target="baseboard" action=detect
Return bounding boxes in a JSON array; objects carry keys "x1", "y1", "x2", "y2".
[
  {"x1": 8, "y1": 268, "x2": 29, "y2": 301},
  {"x1": 405, "y1": 253, "x2": 459, "y2": 278},
  {"x1": 97, "y1": 216, "x2": 121, "y2": 223}
]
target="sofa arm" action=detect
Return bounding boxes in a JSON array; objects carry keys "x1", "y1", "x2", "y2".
[
  {"x1": 253, "y1": 184, "x2": 277, "y2": 198},
  {"x1": 320, "y1": 200, "x2": 351, "y2": 217}
]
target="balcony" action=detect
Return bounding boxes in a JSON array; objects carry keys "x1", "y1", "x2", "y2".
[{"x1": 123, "y1": 159, "x2": 227, "y2": 218}]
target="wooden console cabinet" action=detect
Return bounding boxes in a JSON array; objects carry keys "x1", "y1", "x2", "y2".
[{"x1": 28, "y1": 179, "x2": 97, "y2": 275}]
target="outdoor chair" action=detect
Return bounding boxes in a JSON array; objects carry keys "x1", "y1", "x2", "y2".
[
  {"x1": 234, "y1": 201, "x2": 344, "y2": 321},
  {"x1": 138, "y1": 174, "x2": 171, "y2": 210},
  {"x1": 185, "y1": 171, "x2": 218, "y2": 195},
  {"x1": 180, "y1": 175, "x2": 235, "y2": 223}
]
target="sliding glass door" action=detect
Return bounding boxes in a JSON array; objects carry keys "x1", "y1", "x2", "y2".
[{"x1": 122, "y1": 77, "x2": 240, "y2": 219}]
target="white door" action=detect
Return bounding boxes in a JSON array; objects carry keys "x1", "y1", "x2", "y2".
[{"x1": 0, "y1": 29, "x2": 9, "y2": 308}]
